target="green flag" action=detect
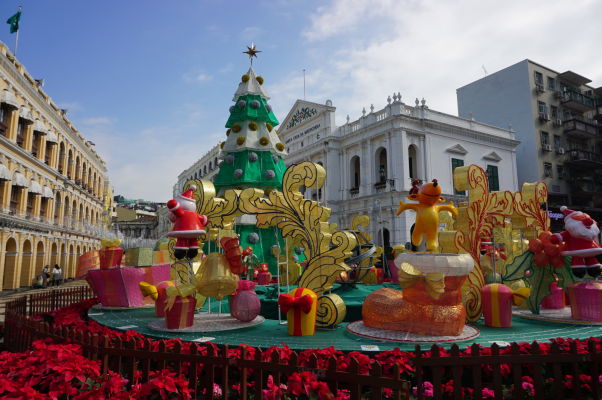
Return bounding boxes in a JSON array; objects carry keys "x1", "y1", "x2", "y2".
[{"x1": 6, "y1": 10, "x2": 21, "y2": 34}]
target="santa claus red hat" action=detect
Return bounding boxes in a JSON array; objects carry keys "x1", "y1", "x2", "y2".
[
  {"x1": 560, "y1": 206, "x2": 578, "y2": 219},
  {"x1": 177, "y1": 185, "x2": 197, "y2": 206}
]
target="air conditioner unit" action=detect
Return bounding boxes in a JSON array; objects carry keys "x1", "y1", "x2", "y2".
[
  {"x1": 553, "y1": 119, "x2": 562, "y2": 127},
  {"x1": 542, "y1": 144, "x2": 552, "y2": 152},
  {"x1": 554, "y1": 91, "x2": 563, "y2": 99},
  {"x1": 556, "y1": 147, "x2": 565, "y2": 155},
  {"x1": 535, "y1": 83, "x2": 545, "y2": 93},
  {"x1": 539, "y1": 113, "x2": 550, "y2": 121}
]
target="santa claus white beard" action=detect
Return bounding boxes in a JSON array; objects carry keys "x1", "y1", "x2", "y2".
[{"x1": 565, "y1": 216, "x2": 600, "y2": 241}]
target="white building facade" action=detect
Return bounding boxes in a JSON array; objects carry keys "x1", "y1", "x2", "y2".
[
  {"x1": 173, "y1": 144, "x2": 221, "y2": 197},
  {"x1": 278, "y1": 96, "x2": 520, "y2": 248}
]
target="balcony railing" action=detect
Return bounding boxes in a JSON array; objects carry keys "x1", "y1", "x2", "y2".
[
  {"x1": 565, "y1": 149, "x2": 602, "y2": 166},
  {"x1": 349, "y1": 187, "x2": 359, "y2": 198},
  {"x1": 561, "y1": 89, "x2": 595, "y2": 112},
  {"x1": 570, "y1": 179, "x2": 602, "y2": 194},
  {"x1": 563, "y1": 117, "x2": 599, "y2": 138}
]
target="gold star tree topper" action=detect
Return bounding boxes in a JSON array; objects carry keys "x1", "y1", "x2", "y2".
[{"x1": 243, "y1": 43, "x2": 261, "y2": 64}]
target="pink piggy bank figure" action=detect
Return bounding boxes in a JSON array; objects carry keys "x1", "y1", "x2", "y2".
[{"x1": 230, "y1": 280, "x2": 261, "y2": 322}]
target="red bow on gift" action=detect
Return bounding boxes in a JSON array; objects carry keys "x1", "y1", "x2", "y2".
[{"x1": 278, "y1": 294, "x2": 314, "y2": 314}]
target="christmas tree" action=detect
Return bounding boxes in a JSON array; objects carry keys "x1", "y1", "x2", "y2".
[{"x1": 213, "y1": 46, "x2": 287, "y2": 275}]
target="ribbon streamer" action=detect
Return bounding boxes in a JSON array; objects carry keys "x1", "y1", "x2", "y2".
[{"x1": 398, "y1": 262, "x2": 446, "y2": 299}]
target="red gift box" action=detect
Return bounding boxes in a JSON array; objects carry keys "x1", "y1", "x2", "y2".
[
  {"x1": 99, "y1": 246, "x2": 123, "y2": 269},
  {"x1": 165, "y1": 296, "x2": 197, "y2": 329}
]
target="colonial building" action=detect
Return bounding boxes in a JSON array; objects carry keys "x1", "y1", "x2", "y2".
[
  {"x1": 457, "y1": 59, "x2": 602, "y2": 230},
  {"x1": 0, "y1": 42, "x2": 109, "y2": 289},
  {"x1": 173, "y1": 144, "x2": 221, "y2": 197},
  {"x1": 278, "y1": 96, "x2": 520, "y2": 249}
]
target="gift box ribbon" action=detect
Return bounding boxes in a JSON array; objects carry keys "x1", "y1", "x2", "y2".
[
  {"x1": 101, "y1": 238, "x2": 121, "y2": 248},
  {"x1": 398, "y1": 262, "x2": 445, "y2": 299},
  {"x1": 165, "y1": 284, "x2": 197, "y2": 311},
  {"x1": 278, "y1": 293, "x2": 314, "y2": 314}
]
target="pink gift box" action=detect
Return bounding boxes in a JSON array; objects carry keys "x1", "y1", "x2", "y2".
[
  {"x1": 481, "y1": 283, "x2": 513, "y2": 328},
  {"x1": 568, "y1": 281, "x2": 602, "y2": 322},
  {"x1": 541, "y1": 283, "x2": 566, "y2": 310},
  {"x1": 87, "y1": 264, "x2": 170, "y2": 307}
]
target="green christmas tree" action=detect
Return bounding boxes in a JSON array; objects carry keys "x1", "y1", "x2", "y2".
[{"x1": 213, "y1": 54, "x2": 287, "y2": 276}]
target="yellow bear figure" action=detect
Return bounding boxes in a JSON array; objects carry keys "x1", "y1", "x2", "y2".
[{"x1": 396, "y1": 179, "x2": 458, "y2": 251}]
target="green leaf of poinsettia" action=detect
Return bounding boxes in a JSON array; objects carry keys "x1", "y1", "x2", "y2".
[
  {"x1": 502, "y1": 250, "x2": 533, "y2": 282},
  {"x1": 525, "y1": 264, "x2": 556, "y2": 315},
  {"x1": 554, "y1": 256, "x2": 576, "y2": 290}
]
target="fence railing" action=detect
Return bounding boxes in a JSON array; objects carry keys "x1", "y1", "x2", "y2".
[
  {"x1": 6, "y1": 287, "x2": 602, "y2": 399},
  {"x1": 3, "y1": 287, "x2": 409, "y2": 400}
]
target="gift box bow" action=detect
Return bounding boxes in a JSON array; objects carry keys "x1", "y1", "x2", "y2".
[
  {"x1": 278, "y1": 293, "x2": 314, "y2": 314},
  {"x1": 398, "y1": 262, "x2": 445, "y2": 299},
  {"x1": 101, "y1": 238, "x2": 121, "y2": 248},
  {"x1": 165, "y1": 284, "x2": 197, "y2": 311}
]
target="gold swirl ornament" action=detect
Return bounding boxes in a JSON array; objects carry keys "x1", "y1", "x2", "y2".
[
  {"x1": 398, "y1": 262, "x2": 445, "y2": 300},
  {"x1": 316, "y1": 293, "x2": 346, "y2": 329}
]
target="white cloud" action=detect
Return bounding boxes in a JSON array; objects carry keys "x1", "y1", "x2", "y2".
[
  {"x1": 182, "y1": 70, "x2": 213, "y2": 84},
  {"x1": 240, "y1": 26, "x2": 264, "y2": 42},
  {"x1": 281, "y1": 0, "x2": 602, "y2": 122}
]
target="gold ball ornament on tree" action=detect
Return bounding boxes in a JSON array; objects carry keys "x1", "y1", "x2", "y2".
[
  {"x1": 236, "y1": 136, "x2": 246, "y2": 145},
  {"x1": 220, "y1": 142, "x2": 225, "y2": 149},
  {"x1": 259, "y1": 136, "x2": 270, "y2": 146},
  {"x1": 232, "y1": 124, "x2": 242, "y2": 133},
  {"x1": 241, "y1": 74, "x2": 250, "y2": 82},
  {"x1": 248, "y1": 121, "x2": 258, "y2": 131},
  {"x1": 256, "y1": 76, "x2": 264, "y2": 84},
  {"x1": 266, "y1": 123, "x2": 273, "y2": 132},
  {"x1": 276, "y1": 143, "x2": 285, "y2": 151}
]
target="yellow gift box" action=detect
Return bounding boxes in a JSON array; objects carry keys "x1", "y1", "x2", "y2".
[{"x1": 278, "y1": 287, "x2": 318, "y2": 336}]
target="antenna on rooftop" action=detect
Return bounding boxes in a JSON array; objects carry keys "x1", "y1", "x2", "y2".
[
  {"x1": 303, "y1": 68, "x2": 306, "y2": 100},
  {"x1": 482, "y1": 65, "x2": 488, "y2": 76}
]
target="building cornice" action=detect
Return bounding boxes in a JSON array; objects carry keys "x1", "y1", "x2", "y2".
[{"x1": 0, "y1": 52, "x2": 106, "y2": 171}]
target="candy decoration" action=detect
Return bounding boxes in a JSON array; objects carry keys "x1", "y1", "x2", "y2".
[
  {"x1": 316, "y1": 293, "x2": 346, "y2": 329},
  {"x1": 278, "y1": 287, "x2": 318, "y2": 336},
  {"x1": 230, "y1": 280, "x2": 261, "y2": 322}
]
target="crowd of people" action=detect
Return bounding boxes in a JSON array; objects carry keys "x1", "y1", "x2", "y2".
[{"x1": 33, "y1": 265, "x2": 63, "y2": 288}]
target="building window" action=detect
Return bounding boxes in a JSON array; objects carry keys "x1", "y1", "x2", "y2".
[
  {"x1": 547, "y1": 76, "x2": 556, "y2": 90},
  {"x1": 537, "y1": 101, "x2": 547, "y2": 115},
  {"x1": 554, "y1": 135, "x2": 562, "y2": 150},
  {"x1": 16, "y1": 118, "x2": 26, "y2": 147},
  {"x1": 534, "y1": 71, "x2": 543, "y2": 85},
  {"x1": 486, "y1": 165, "x2": 499, "y2": 191},
  {"x1": 543, "y1": 162, "x2": 553, "y2": 178},
  {"x1": 550, "y1": 105, "x2": 558, "y2": 120},
  {"x1": 451, "y1": 158, "x2": 465, "y2": 195},
  {"x1": 540, "y1": 131, "x2": 549, "y2": 145},
  {"x1": 556, "y1": 164, "x2": 564, "y2": 179}
]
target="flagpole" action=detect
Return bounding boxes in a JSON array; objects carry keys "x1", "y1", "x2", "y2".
[
  {"x1": 13, "y1": 6, "x2": 22, "y2": 57},
  {"x1": 14, "y1": 28, "x2": 19, "y2": 57}
]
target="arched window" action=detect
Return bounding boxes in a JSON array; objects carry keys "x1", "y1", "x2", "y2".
[
  {"x1": 204, "y1": 165, "x2": 207, "y2": 174},
  {"x1": 209, "y1": 161, "x2": 213, "y2": 170},
  {"x1": 375, "y1": 147, "x2": 387, "y2": 183},
  {"x1": 408, "y1": 145, "x2": 418, "y2": 180},
  {"x1": 350, "y1": 156, "x2": 360, "y2": 189}
]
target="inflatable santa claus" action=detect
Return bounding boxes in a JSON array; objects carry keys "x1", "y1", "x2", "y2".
[
  {"x1": 166, "y1": 185, "x2": 208, "y2": 260},
  {"x1": 550, "y1": 206, "x2": 602, "y2": 278}
]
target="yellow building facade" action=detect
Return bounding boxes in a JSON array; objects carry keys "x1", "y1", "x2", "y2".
[{"x1": 0, "y1": 42, "x2": 110, "y2": 290}]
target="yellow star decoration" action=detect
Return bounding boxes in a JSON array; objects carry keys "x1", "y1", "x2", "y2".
[{"x1": 243, "y1": 44, "x2": 261, "y2": 62}]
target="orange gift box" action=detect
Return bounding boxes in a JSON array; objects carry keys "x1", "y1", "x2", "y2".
[
  {"x1": 165, "y1": 296, "x2": 197, "y2": 329},
  {"x1": 278, "y1": 287, "x2": 318, "y2": 336},
  {"x1": 481, "y1": 284, "x2": 513, "y2": 328},
  {"x1": 153, "y1": 250, "x2": 171, "y2": 265},
  {"x1": 76, "y1": 250, "x2": 100, "y2": 278},
  {"x1": 99, "y1": 247, "x2": 123, "y2": 269}
]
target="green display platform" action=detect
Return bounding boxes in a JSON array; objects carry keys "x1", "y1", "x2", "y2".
[{"x1": 88, "y1": 307, "x2": 602, "y2": 352}]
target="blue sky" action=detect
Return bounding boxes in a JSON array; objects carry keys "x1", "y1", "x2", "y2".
[{"x1": 1, "y1": 0, "x2": 601, "y2": 201}]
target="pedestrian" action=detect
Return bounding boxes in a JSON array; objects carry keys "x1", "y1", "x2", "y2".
[
  {"x1": 33, "y1": 274, "x2": 44, "y2": 289},
  {"x1": 42, "y1": 265, "x2": 50, "y2": 287},
  {"x1": 52, "y1": 264, "x2": 62, "y2": 286}
]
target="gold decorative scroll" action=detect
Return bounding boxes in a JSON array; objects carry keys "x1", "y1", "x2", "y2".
[
  {"x1": 452, "y1": 165, "x2": 514, "y2": 322},
  {"x1": 512, "y1": 182, "x2": 550, "y2": 238},
  {"x1": 185, "y1": 179, "x2": 242, "y2": 229}
]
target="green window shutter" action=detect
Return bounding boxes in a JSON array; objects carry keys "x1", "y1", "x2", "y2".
[
  {"x1": 451, "y1": 158, "x2": 465, "y2": 195},
  {"x1": 487, "y1": 165, "x2": 499, "y2": 191}
]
